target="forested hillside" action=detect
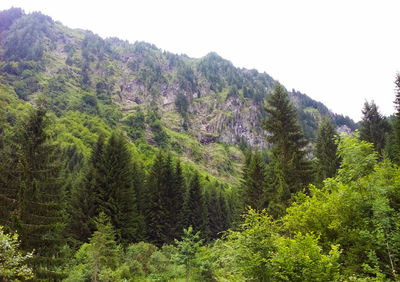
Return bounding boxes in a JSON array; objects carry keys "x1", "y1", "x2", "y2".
[
  {"x1": 2, "y1": 7, "x2": 400, "y2": 281},
  {"x1": 0, "y1": 8, "x2": 356, "y2": 183}
]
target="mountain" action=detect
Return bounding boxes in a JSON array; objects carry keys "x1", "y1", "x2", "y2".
[{"x1": 0, "y1": 8, "x2": 355, "y2": 183}]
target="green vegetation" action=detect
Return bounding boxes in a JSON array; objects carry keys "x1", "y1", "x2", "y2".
[{"x1": 3, "y1": 7, "x2": 400, "y2": 281}]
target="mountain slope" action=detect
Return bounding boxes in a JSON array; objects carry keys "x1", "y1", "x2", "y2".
[{"x1": 0, "y1": 8, "x2": 355, "y2": 183}]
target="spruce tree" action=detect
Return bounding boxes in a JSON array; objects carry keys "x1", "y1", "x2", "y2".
[
  {"x1": 263, "y1": 82, "x2": 311, "y2": 217},
  {"x1": 100, "y1": 131, "x2": 141, "y2": 244},
  {"x1": 173, "y1": 160, "x2": 186, "y2": 238},
  {"x1": 12, "y1": 107, "x2": 65, "y2": 279},
  {"x1": 240, "y1": 151, "x2": 267, "y2": 211},
  {"x1": 181, "y1": 173, "x2": 209, "y2": 238},
  {"x1": 206, "y1": 186, "x2": 223, "y2": 239},
  {"x1": 145, "y1": 151, "x2": 168, "y2": 246},
  {"x1": 359, "y1": 101, "x2": 390, "y2": 156},
  {"x1": 314, "y1": 118, "x2": 339, "y2": 185},
  {"x1": 68, "y1": 134, "x2": 105, "y2": 244},
  {"x1": 88, "y1": 212, "x2": 120, "y2": 281},
  {"x1": 218, "y1": 189, "x2": 230, "y2": 231}
]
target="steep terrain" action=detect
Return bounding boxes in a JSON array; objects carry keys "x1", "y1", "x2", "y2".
[{"x1": 0, "y1": 8, "x2": 355, "y2": 183}]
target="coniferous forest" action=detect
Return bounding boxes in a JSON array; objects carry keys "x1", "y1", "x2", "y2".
[{"x1": 1, "y1": 7, "x2": 400, "y2": 281}]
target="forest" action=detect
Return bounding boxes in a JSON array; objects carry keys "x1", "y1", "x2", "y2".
[{"x1": 1, "y1": 7, "x2": 400, "y2": 282}]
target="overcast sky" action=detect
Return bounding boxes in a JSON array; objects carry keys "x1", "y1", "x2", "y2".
[{"x1": 1, "y1": 0, "x2": 400, "y2": 121}]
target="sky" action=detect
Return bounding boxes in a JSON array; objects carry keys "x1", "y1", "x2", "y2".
[{"x1": 1, "y1": 0, "x2": 400, "y2": 121}]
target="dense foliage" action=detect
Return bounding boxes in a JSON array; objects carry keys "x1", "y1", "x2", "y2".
[{"x1": 2, "y1": 7, "x2": 400, "y2": 282}]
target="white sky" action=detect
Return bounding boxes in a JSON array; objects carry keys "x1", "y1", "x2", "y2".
[{"x1": 1, "y1": 0, "x2": 400, "y2": 121}]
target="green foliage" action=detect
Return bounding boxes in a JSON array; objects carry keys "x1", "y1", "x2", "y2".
[
  {"x1": 145, "y1": 152, "x2": 186, "y2": 245},
  {"x1": 147, "y1": 110, "x2": 169, "y2": 147},
  {"x1": 0, "y1": 226, "x2": 33, "y2": 281},
  {"x1": 271, "y1": 232, "x2": 341, "y2": 282},
  {"x1": 336, "y1": 132, "x2": 378, "y2": 183},
  {"x1": 181, "y1": 173, "x2": 209, "y2": 237},
  {"x1": 3, "y1": 11, "x2": 54, "y2": 61},
  {"x1": 314, "y1": 117, "x2": 339, "y2": 185},
  {"x1": 174, "y1": 226, "x2": 203, "y2": 280},
  {"x1": 1, "y1": 106, "x2": 66, "y2": 279},
  {"x1": 359, "y1": 101, "x2": 390, "y2": 156},
  {"x1": 240, "y1": 150, "x2": 267, "y2": 211},
  {"x1": 264, "y1": 82, "x2": 312, "y2": 217},
  {"x1": 122, "y1": 107, "x2": 146, "y2": 142},
  {"x1": 98, "y1": 131, "x2": 143, "y2": 244},
  {"x1": 284, "y1": 135, "x2": 400, "y2": 279}
]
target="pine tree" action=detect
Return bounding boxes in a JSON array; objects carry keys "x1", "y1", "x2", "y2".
[
  {"x1": 359, "y1": 101, "x2": 390, "y2": 156},
  {"x1": 11, "y1": 107, "x2": 65, "y2": 279},
  {"x1": 314, "y1": 117, "x2": 339, "y2": 185},
  {"x1": 240, "y1": 151, "x2": 267, "y2": 211},
  {"x1": 263, "y1": 82, "x2": 311, "y2": 217}
]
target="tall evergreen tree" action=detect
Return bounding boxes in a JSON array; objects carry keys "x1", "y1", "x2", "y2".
[
  {"x1": 263, "y1": 82, "x2": 312, "y2": 217},
  {"x1": 173, "y1": 160, "x2": 186, "y2": 238},
  {"x1": 181, "y1": 173, "x2": 209, "y2": 239},
  {"x1": 68, "y1": 134, "x2": 106, "y2": 244},
  {"x1": 359, "y1": 101, "x2": 390, "y2": 156},
  {"x1": 4, "y1": 107, "x2": 65, "y2": 279},
  {"x1": 314, "y1": 117, "x2": 340, "y2": 185},
  {"x1": 145, "y1": 151, "x2": 168, "y2": 246},
  {"x1": 240, "y1": 151, "x2": 267, "y2": 211},
  {"x1": 206, "y1": 185, "x2": 223, "y2": 240},
  {"x1": 100, "y1": 131, "x2": 142, "y2": 244},
  {"x1": 218, "y1": 189, "x2": 230, "y2": 231}
]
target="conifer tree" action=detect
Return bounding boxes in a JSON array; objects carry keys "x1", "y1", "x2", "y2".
[
  {"x1": 263, "y1": 82, "x2": 311, "y2": 217},
  {"x1": 218, "y1": 189, "x2": 230, "y2": 231},
  {"x1": 240, "y1": 151, "x2": 267, "y2": 211},
  {"x1": 314, "y1": 118, "x2": 339, "y2": 185},
  {"x1": 180, "y1": 173, "x2": 209, "y2": 239},
  {"x1": 173, "y1": 160, "x2": 186, "y2": 238},
  {"x1": 145, "y1": 151, "x2": 168, "y2": 246},
  {"x1": 206, "y1": 186, "x2": 223, "y2": 239},
  {"x1": 68, "y1": 134, "x2": 105, "y2": 244},
  {"x1": 100, "y1": 131, "x2": 142, "y2": 244},
  {"x1": 10, "y1": 107, "x2": 65, "y2": 279},
  {"x1": 162, "y1": 154, "x2": 176, "y2": 242},
  {"x1": 359, "y1": 101, "x2": 390, "y2": 156},
  {"x1": 87, "y1": 212, "x2": 120, "y2": 281}
]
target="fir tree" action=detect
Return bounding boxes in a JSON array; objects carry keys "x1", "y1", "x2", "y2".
[
  {"x1": 359, "y1": 101, "x2": 390, "y2": 156},
  {"x1": 68, "y1": 134, "x2": 105, "y2": 244},
  {"x1": 181, "y1": 173, "x2": 209, "y2": 239},
  {"x1": 218, "y1": 189, "x2": 230, "y2": 231},
  {"x1": 145, "y1": 151, "x2": 168, "y2": 246},
  {"x1": 314, "y1": 117, "x2": 339, "y2": 185},
  {"x1": 87, "y1": 212, "x2": 120, "y2": 281},
  {"x1": 240, "y1": 151, "x2": 267, "y2": 211},
  {"x1": 173, "y1": 160, "x2": 186, "y2": 238},
  {"x1": 206, "y1": 186, "x2": 223, "y2": 239},
  {"x1": 263, "y1": 82, "x2": 311, "y2": 217},
  {"x1": 100, "y1": 131, "x2": 142, "y2": 244},
  {"x1": 11, "y1": 107, "x2": 65, "y2": 279}
]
